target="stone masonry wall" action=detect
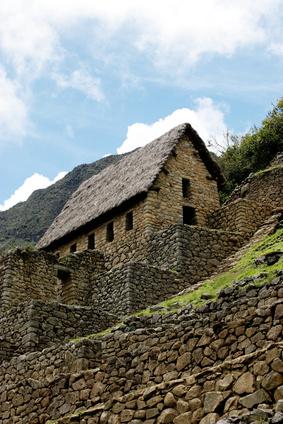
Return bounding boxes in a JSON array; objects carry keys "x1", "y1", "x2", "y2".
[
  {"x1": 65, "y1": 342, "x2": 283, "y2": 424},
  {"x1": 0, "y1": 249, "x2": 58, "y2": 310},
  {"x1": 0, "y1": 299, "x2": 117, "y2": 357},
  {"x1": 0, "y1": 249, "x2": 105, "y2": 310},
  {"x1": 59, "y1": 250, "x2": 105, "y2": 305},
  {"x1": 144, "y1": 136, "x2": 220, "y2": 232},
  {"x1": 207, "y1": 198, "x2": 273, "y2": 237},
  {"x1": 0, "y1": 337, "x2": 103, "y2": 389},
  {"x1": 52, "y1": 197, "x2": 149, "y2": 271},
  {"x1": 92, "y1": 263, "x2": 186, "y2": 317},
  {"x1": 225, "y1": 165, "x2": 283, "y2": 209},
  {"x1": 0, "y1": 274, "x2": 282, "y2": 423},
  {"x1": 146, "y1": 224, "x2": 244, "y2": 282}
]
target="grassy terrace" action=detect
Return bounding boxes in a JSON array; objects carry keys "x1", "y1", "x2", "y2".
[{"x1": 71, "y1": 226, "x2": 283, "y2": 342}]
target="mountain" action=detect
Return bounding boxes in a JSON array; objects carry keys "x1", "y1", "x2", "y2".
[{"x1": 0, "y1": 154, "x2": 126, "y2": 252}]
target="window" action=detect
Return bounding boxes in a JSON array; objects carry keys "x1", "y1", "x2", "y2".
[
  {"x1": 88, "y1": 233, "x2": 95, "y2": 249},
  {"x1": 107, "y1": 222, "x2": 114, "y2": 242},
  {"x1": 125, "y1": 211, "x2": 133, "y2": 231},
  {"x1": 183, "y1": 206, "x2": 196, "y2": 225},
  {"x1": 182, "y1": 178, "x2": 191, "y2": 198},
  {"x1": 70, "y1": 243, "x2": 77, "y2": 253}
]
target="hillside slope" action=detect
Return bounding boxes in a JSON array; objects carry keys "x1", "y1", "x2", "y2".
[{"x1": 0, "y1": 154, "x2": 126, "y2": 252}]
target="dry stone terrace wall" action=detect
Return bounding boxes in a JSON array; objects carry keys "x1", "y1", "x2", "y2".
[
  {"x1": 92, "y1": 263, "x2": 186, "y2": 317},
  {"x1": 95, "y1": 273, "x2": 283, "y2": 393},
  {"x1": 0, "y1": 274, "x2": 283, "y2": 423},
  {"x1": 0, "y1": 338, "x2": 102, "y2": 388},
  {"x1": 226, "y1": 165, "x2": 283, "y2": 209},
  {"x1": 61, "y1": 343, "x2": 283, "y2": 424},
  {"x1": 146, "y1": 224, "x2": 244, "y2": 282},
  {"x1": 207, "y1": 199, "x2": 273, "y2": 238},
  {"x1": 0, "y1": 300, "x2": 117, "y2": 358}
]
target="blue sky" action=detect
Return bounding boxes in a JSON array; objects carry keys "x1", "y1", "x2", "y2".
[{"x1": 0, "y1": 0, "x2": 283, "y2": 210}]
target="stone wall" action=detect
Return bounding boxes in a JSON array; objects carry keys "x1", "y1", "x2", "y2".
[
  {"x1": 225, "y1": 165, "x2": 283, "y2": 209},
  {"x1": 0, "y1": 249, "x2": 105, "y2": 310},
  {"x1": 0, "y1": 299, "x2": 117, "y2": 357},
  {"x1": 146, "y1": 224, "x2": 244, "y2": 282},
  {"x1": 0, "y1": 249, "x2": 58, "y2": 310},
  {"x1": 144, "y1": 136, "x2": 220, "y2": 232},
  {"x1": 52, "y1": 197, "x2": 149, "y2": 271},
  {"x1": 67, "y1": 343, "x2": 283, "y2": 424},
  {"x1": 2, "y1": 342, "x2": 283, "y2": 424},
  {"x1": 207, "y1": 198, "x2": 273, "y2": 237},
  {"x1": 0, "y1": 337, "x2": 102, "y2": 388},
  {"x1": 92, "y1": 263, "x2": 186, "y2": 317},
  {"x1": 59, "y1": 250, "x2": 105, "y2": 305},
  {"x1": 0, "y1": 274, "x2": 282, "y2": 423}
]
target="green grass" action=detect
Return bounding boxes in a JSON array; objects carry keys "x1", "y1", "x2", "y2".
[{"x1": 254, "y1": 164, "x2": 282, "y2": 178}]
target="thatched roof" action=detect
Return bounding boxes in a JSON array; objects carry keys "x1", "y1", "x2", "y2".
[{"x1": 37, "y1": 123, "x2": 225, "y2": 250}]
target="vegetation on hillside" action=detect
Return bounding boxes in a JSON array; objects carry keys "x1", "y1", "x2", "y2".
[{"x1": 218, "y1": 97, "x2": 283, "y2": 201}]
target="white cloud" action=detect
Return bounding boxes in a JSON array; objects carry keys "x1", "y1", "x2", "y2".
[
  {"x1": 0, "y1": 172, "x2": 67, "y2": 211},
  {"x1": 267, "y1": 42, "x2": 283, "y2": 57},
  {"x1": 0, "y1": 1, "x2": 282, "y2": 79},
  {"x1": 117, "y1": 97, "x2": 228, "y2": 154},
  {"x1": 0, "y1": 67, "x2": 28, "y2": 146},
  {"x1": 0, "y1": 7, "x2": 60, "y2": 78},
  {"x1": 54, "y1": 69, "x2": 104, "y2": 102},
  {"x1": 0, "y1": 0, "x2": 282, "y2": 147}
]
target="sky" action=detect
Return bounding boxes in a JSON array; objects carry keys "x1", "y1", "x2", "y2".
[{"x1": 0, "y1": 0, "x2": 283, "y2": 211}]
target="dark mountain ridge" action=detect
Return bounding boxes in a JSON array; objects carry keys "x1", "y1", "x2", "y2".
[{"x1": 0, "y1": 154, "x2": 126, "y2": 252}]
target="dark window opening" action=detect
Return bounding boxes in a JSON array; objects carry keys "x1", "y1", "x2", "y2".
[
  {"x1": 182, "y1": 178, "x2": 191, "y2": 198},
  {"x1": 183, "y1": 206, "x2": 196, "y2": 225},
  {"x1": 107, "y1": 222, "x2": 114, "y2": 242},
  {"x1": 126, "y1": 211, "x2": 133, "y2": 231},
  {"x1": 88, "y1": 233, "x2": 95, "y2": 249},
  {"x1": 70, "y1": 243, "x2": 77, "y2": 253}
]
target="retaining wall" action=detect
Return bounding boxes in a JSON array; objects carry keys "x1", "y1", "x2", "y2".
[
  {"x1": 207, "y1": 199, "x2": 273, "y2": 237},
  {"x1": 92, "y1": 263, "x2": 185, "y2": 317},
  {"x1": 1, "y1": 274, "x2": 283, "y2": 423},
  {"x1": 0, "y1": 300, "x2": 117, "y2": 358},
  {"x1": 225, "y1": 165, "x2": 283, "y2": 209},
  {"x1": 146, "y1": 224, "x2": 244, "y2": 282}
]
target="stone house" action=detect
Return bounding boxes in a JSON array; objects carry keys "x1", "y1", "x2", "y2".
[{"x1": 37, "y1": 123, "x2": 226, "y2": 267}]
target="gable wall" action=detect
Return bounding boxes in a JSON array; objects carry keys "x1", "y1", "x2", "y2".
[{"x1": 144, "y1": 135, "x2": 220, "y2": 233}]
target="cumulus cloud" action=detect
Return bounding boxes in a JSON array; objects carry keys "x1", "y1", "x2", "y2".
[
  {"x1": 0, "y1": 67, "x2": 28, "y2": 146},
  {"x1": 117, "y1": 98, "x2": 228, "y2": 154},
  {"x1": 0, "y1": 172, "x2": 67, "y2": 211}
]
